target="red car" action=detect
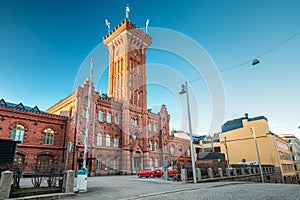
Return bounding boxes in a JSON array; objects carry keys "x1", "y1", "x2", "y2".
[
  {"x1": 137, "y1": 167, "x2": 164, "y2": 178},
  {"x1": 156, "y1": 167, "x2": 179, "y2": 177}
]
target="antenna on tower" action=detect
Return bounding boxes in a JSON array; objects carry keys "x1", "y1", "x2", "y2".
[
  {"x1": 126, "y1": 4, "x2": 130, "y2": 19},
  {"x1": 105, "y1": 19, "x2": 110, "y2": 33},
  {"x1": 146, "y1": 19, "x2": 149, "y2": 34}
]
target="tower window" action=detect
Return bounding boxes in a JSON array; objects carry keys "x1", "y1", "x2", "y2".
[
  {"x1": 98, "y1": 110, "x2": 103, "y2": 121},
  {"x1": 107, "y1": 112, "x2": 111, "y2": 123}
]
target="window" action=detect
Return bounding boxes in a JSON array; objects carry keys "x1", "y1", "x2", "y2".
[
  {"x1": 149, "y1": 158, "x2": 153, "y2": 167},
  {"x1": 106, "y1": 134, "x2": 110, "y2": 146},
  {"x1": 114, "y1": 157, "x2": 118, "y2": 170},
  {"x1": 107, "y1": 112, "x2": 111, "y2": 123},
  {"x1": 36, "y1": 154, "x2": 54, "y2": 172},
  {"x1": 164, "y1": 144, "x2": 167, "y2": 152},
  {"x1": 98, "y1": 110, "x2": 103, "y2": 121},
  {"x1": 82, "y1": 108, "x2": 87, "y2": 118},
  {"x1": 114, "y1": 137, "x2": 119, "y2": 147},
  {"x1": 11, "y1": 124, "x2": 25, "y2": 142},
  {"x1": 154, "y1": 141, "x2": 157, "y2": 151},
  {"x1": 97, "y1": 133, "x2": 103, "y2": 146},
  {"x1": 96, "y1": 159, "x2": 101, "y2": 169},
  {"x1": 105, "y1": 157, "x2": 110, "y2": 170},
  {"x1": 43, "y1": 128, "x2": 54, "y2": 145},
  {"x1": 179, "y1": 146, "x2": 183, "y2": 155},
  {"x1": 148, "y1": 123, "x2": 152, "y2": 131},
  {"x1": 155, "y1": 158, "x2": 158, "y2": 167},
  {"x1": 114, "y1": 114, "x2": 119, "y2": 124},
  {"x1": 14, "y1": 153, "x2": 25, "y2": 166},
  {"x1": 149, "y1": 141, "x2": 152, "y2": 150},
  {"x1": 153, "y1": 124, "x2": 157, "y2": 132},
  {"x1": 132, "y1": 118, "x2": 138, "y2": 126},
  {"x1": 170, "y1": 145, "x2": 175, "y2": 155},
  {"x1": 187, "y1": 149, "x2": 191, "y2": 156}
]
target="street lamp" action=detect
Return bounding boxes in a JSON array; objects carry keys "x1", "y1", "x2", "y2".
[
  {"x1": 250, "y1": 126, "x2": 264, "y2": 183},
  {"x1": 179, "y1": 81, "x2": 197, "y2": 184}
]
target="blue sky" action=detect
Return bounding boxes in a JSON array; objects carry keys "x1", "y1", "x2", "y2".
[{"x1": 0, "y1": 0, "x2": 300, "y2": 137}]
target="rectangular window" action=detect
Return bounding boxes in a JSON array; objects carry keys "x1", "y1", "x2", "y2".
[
  {"x1": 97, "y1": 133, "x2": 102, "y2": 146},
  {"x1": 114, "y1": 138, "x2": 118, "y2": 147},
  {"x1": 114, "y1": 158, "x2": 118, "y2": 170}
]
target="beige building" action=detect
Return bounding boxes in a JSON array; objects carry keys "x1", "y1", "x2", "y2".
[
  {"x1": 279, "y1": 134, "x2": 300, "y2": 177},
  {"x1": 219, "y1": 114, "x2": 295, "y2": 179}
]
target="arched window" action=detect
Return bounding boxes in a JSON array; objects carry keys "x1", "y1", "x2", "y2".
[
  {"x1": 114, "y1": 114, "x2": 119, "y2": 124},
  {"x1": 97, "y1": 133, "x2": 102, "y2": 146},
  {"x1": 149, "y1": 158, "x2": 153, "y2": 167},
  {"x1": 170, "y1": 145, "x2": 175, "y2": 155},
  {"x1": 114, "y1": 157, "x2": 118, "y2": 170},
  {"x1": 43, "y1": 128, "x2": 54, "y2": 145},
  {"x1": 164, "y1": 144, "x2": 167, "y2": 152},
  {"x1": 82, "y1": 108, "x2": 87, "y2": 118},
  {"x1": 98, "y1": 110, "x2": 103, "y2": 121},
  {"x1": 107, "y1": 112, "x2": 111, "y2": 123},
  {"x1": 11, "y1": 124, "x2": 25, "y2": 142},
  {"x1": 153, "y1": 124, "x2": 157, "y2": 132},
  {"x1": 105, "y1": 157, "x2": 110, "y2": 170},
  {"x1": 154, "y1": 141, "x2": 157, "y2": 151},
  {"x1": 106, "y1": 134, "x2": 110, "y2": 146},
  {"x1": 114, "y1": 137, "x2": 119, "y2": 147},
  {"x1": 36, "y1": 154, "x2": 54, "y2": 172},
  {"x1": 149, "y1": 141, "x2": 152, "y2": 151},
  {"x1": 148, "y1": 123, "x2": 152, "y2": 131}
]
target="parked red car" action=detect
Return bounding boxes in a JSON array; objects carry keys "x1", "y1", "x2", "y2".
[
  {"x1": 137, "y1": 167, "x2": 164, "y2": 178},
  {"x1": 156, "y1": 167, "x2": 179, "y2": 177}
]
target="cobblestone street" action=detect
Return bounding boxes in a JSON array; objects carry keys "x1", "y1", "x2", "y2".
[{"x1": 62, "y1": 176, "x2": 300, "y2": 200}]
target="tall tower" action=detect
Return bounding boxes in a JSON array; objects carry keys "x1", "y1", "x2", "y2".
[{"x1": 103, "y1": 18, "x2": 152, "y2": 109}]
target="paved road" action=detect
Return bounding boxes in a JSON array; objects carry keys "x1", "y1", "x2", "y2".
[{"x1": 63, "y1": 175, "x2": 300, "y2": 200}]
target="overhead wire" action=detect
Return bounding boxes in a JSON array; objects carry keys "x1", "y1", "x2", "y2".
[{"x1": 188, "y1": 31, "x2": 300, "y2": 83}]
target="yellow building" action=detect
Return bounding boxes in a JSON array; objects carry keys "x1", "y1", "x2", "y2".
[{"x1": 219, "y1": 114, "x2": 295, "y2": 179}]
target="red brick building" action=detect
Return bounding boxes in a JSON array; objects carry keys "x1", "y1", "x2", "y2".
[
  {"x1": 0, "y1": 18, "x2": 190, "y2": 174},
  {"x1": 0, "y1": 98, "x2": 68, "y2": 172}
]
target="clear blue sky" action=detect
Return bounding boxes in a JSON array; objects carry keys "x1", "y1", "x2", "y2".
[{"x1": 1, "y1": 0, "x2": 300, "y2": 137}]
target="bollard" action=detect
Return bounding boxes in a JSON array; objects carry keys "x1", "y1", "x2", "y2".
[
  {"x1": 181, "y1": 169, "x2": 187, "y2": 182},
  {"x1": 225, "y1": 168, "x2": 231, "y2": 177},
  {"x1": 207, "y1": 168, "x2": 213, "y2": 178},
  {"x1": 232, "y1": 168, "x2": 237, "y2": 176},
  {"x1": 218, "y1": 168, "x2": 223, "y2": 177},
  {"x1": 241, "y1": 168, "x2": 245, "y2": 175},
  {"x1": 196, "y1": 168, "x2": 201, "y2": 181},
  {"x1": 0, "y1": 171, "x2": 13, "y2": 200},
  {"x1": 65, "y1": 170, "x2": 75, "y2": 193}
]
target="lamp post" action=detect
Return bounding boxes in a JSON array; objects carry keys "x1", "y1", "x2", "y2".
[
  {"x1": 250, "y1": 126, "x2": 264, "y2": 183},
  {"x1": 179, "y1": 81, "x2": 197, "y2": 184}
]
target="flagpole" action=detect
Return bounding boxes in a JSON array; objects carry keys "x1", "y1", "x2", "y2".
[{"x1": 83, "y1": 57, "x2": 93, "y2": 170}]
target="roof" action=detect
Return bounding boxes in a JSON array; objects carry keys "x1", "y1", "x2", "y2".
[
  {"x1": 221, "y1": 115, "x2": 268, "y2": 133},
  {"x1": 0, "y1": 98, "x2": 44, "y2": 113}
]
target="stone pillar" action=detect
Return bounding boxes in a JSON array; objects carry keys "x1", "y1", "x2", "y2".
[
  {"x1": 232, "y1": 168, "x2": 237, "y2": 176},
  {"x1": 181, "y1": 169, "x2": 187, "y2": 182},
  {"x1": 196, "y1": 168, "x2": 201, "y2": 181},
  {"x1": 65, "y1": 170, "x2": 75, "y2": 193},
  {"x1": 0, "y1": 171, "x2": 13, "y2": 200},
  {"x1": 225, "y1": 168, "x2": 231, "y2": 176},
  {"x1": 218, "y1": 168, "x2": 223, "y2": 177},
  {"x1": 241, "y1": 168, "x2": 245, "y2": 175},
  {"x1": 207, "y1": 168, "x2": 213, "y2": 178}
]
